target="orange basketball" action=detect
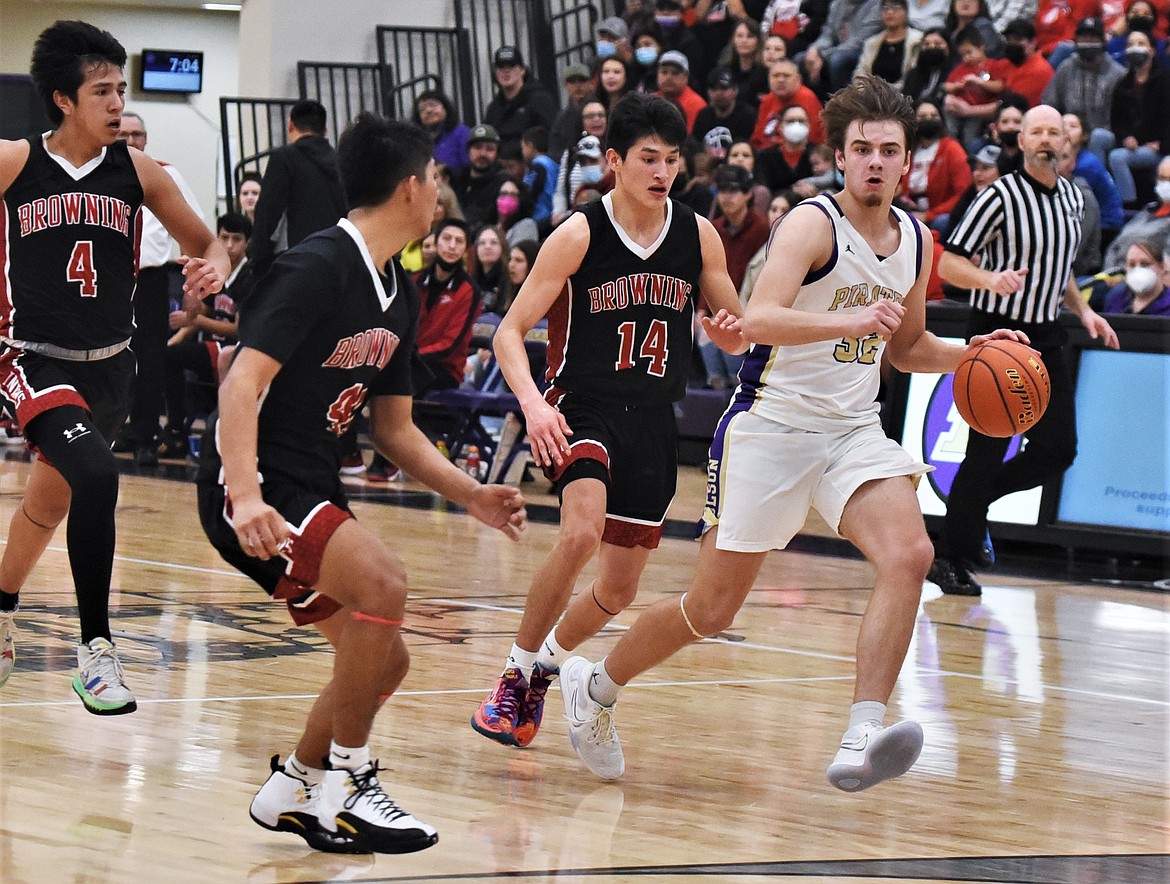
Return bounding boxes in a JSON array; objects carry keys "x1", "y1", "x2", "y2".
[{"x1": 952, "y1": 340, "x2": 1051, "y2": 438}]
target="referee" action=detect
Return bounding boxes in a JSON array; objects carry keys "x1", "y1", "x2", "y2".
[{"x1": 930, "y1": 105, "x2": 1119, "y2": 595}]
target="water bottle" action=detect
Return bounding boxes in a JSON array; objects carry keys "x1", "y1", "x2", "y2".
[
  {"x1": 465, "y1": 445, "x2": 481, "y2": 480},
  {"x1": 436, "y1": 439, "x2": 449, "y2": 459}
]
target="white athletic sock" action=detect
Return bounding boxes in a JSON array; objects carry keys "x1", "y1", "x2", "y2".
[
  {"x1": 286, "y1": 751, "x2": 325, "y2": 785},
  {"x1": 587, "y1": 658, "x2": 621, "y2": 707},
  {"x1": 536, "y1": 628, "x2": 570, "y2": 671},
  {"x1": 329, "y1": 741, "x2": 370, "y2": 772},
  {"x1": 505, "y1": 643, "x2": 538, "y2": 678},
  {"x1": 847, "y1": 701, "x2": 887, "y2": 734}
]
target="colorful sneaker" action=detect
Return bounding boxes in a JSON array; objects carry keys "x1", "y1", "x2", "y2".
[
  {"x1": 72, "y1": 637, "x2": 137, "y2": 715},
  {"x1": 513, "y1": 663, "x2": 556, "y2": 748},
  {"x1": 827, "y1": 720, "x2": 924, "y2": 792},
  {"x1": 318, "y1": 762, "x2": 438, "y2": 854},
  {"x1": 561, "y1": 656, "x2": 624, "y2": 780},
  {"x1": 0, "y1": 612, "x2": 16, "y2": 689},
  {"x1": 250, "y1": 755, "x2": 369, "y2": 854},
  {"x1": 471, "y1": 667, "x2": 528, "y2": 746}
]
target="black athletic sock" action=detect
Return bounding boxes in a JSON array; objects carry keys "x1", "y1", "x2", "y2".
[
  {"x1": 0, "y1": 590, "x2": 18, "y2": 613},
  {"x1": 25, "y1": 406, "x2": 120, "y2": 643}
]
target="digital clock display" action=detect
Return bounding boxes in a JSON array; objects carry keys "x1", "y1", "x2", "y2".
[{"x1": 140, "y1": 49, "x2": 204, "y2": 93}]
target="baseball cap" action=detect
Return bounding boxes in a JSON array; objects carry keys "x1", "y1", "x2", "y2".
[
  {"x1": 973, "y1": 144, "x2": 1002, "y2": 166},
  {"x1": 468, "y1": 123, "x2": 500, "y2": 145},
  {"x1": 596, "y1": 16, "x2": 628, "y2": 41},
  {"x1": 707, "y1": 66, "x2": 735, "y2": 90},
  {"x1": 658, "y1": 50, "x2": 689, "y2": 73},
  {"x1": 714, "y1": 163, "x2": 753, "y2": 193},
  {"x1": 576, "y1": 134, "x2": 603, "y2": 159},
  {"x1": 494, "y1": 46, "x2": 524, "y2": 67},
  {"x1": 1075, "y1": 17, "x2": 1105, "y2": 39},
  {"x1": 563, "y1": 62, "x2": 590, "y2": 82}
]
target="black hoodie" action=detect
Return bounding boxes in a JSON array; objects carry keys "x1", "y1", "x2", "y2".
[{"x1": 247, "y1": 133, "x2": 348, "y2": 275}]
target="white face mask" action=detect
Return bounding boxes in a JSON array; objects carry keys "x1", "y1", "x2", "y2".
[
  {"x1": 1156, "y1": 180, "x2": 1170, "y2": 203},
  {"x1": 1126, "y1": 265, "x2": 1159, "y2": 294},
  {"x1": 782, "y1": 121, "x2": 809, "y2": 144}
]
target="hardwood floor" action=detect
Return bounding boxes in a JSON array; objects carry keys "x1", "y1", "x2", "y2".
[{"x1": 0, "y1": 456, "x2": 1166, "y2": 883}]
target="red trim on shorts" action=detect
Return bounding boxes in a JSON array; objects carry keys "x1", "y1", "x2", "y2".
[
  {"x1": 0, "y1": 349, "x2": 90, "y2": 432},
  {"x1": 603, "y1": 517, "x2": 663, "y2": 550},
  {"x1": 542, "y1": 439, "x2": 609, "y2": 485},
  {"x1": 205, "y1": 341, "x2": 224, "y2": 385}
]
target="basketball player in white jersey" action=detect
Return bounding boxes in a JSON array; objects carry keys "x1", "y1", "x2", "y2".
[{"x1": 557, "y1": 75, "x2": 1027, "y2": 790}]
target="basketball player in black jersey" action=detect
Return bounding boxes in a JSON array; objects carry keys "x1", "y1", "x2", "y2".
[
  {"x1": 471, "y1": 93, "x2": 745, "y2": 765},
  {"x1": 0, "y1": 21, "x2": 228, "y2": 710},
  {"x1": 198, "y1": 114, "x2": 526, "y2": 855}
]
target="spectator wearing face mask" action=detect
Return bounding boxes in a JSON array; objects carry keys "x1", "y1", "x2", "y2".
[
  {"x1": 553, "y1": 133, "x2": 608, "y2": 226},
  {"x1": 1001, "y1": 18, "x2": 1055, "y2": 107},
  {"x1": 1107, "y1": 28, "x2": 1170, "y2": 205},
  {"x1": 755, "y1": 104, "x2": 817, "y2": 192},
  {"x1": 594, "y1": 16, "x2": 633, "y2": 65},
  {"x1": 1103, "y1": 154, "x2": 1170, "y2": 268},
  {"x1": 1042, "y1": 17, "x2": 1127, "y2": 161},
  {"x1": 903, "y1": 27, "x2": 954, "y2": 108},
  {"x1": 1102, "y1": 240, "x2": 1170, "y2": 314},
  {"x1": 651, "y1": 0, "x2": 705, "y2": 80},
  {"x1": 1105, "y1": 2, "x2": 1169, "y2": 63},
  {"x1": 900, "y1": 99, "x2": 971, "y2": 230}
]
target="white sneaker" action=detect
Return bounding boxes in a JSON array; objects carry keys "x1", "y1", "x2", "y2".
[
  {"x1": 72, "y1": 637, "x2": 137, "y2": 715},
  {"x1": 317, "y1": 762, "x2": 438, "y2": 854},
  {"x1": 0, "y1": 612, "x2": 16, "y2": 689},
  {"x1": 826, "y1": 720, "x2": 923, "y2": 792},
  {"x1": 560, "y1": 655, "x2": 625, "y2": 781},
  {"x1": 250, "y1": 755, "x2": 369, "y2": 854}
]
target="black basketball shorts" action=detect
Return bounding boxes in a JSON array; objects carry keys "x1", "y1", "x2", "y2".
[{"x1": 542, "y1": 388, "x2": 678, "y2": 549}]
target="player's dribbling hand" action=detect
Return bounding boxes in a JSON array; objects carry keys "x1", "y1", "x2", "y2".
[
  {"x1": 851, "y1": 299, "x2": 904, "y2": 340},
  {"x1": 701, "y1": 310, "x2": 748, "y2": 354},
  {"x1": 522, "y1": 398, "x2": 573, "y2": 469},
  {"x1": 970, "y1": 329, "x2": 1033, "y2": 351},
  {"x1": 467, "y1": 484, "x2": 528, "y2": 542},
  {"x1": 230, "y1": 496, "x2": 291, "y2": 560}
]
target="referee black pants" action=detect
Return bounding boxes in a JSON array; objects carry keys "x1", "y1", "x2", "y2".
[
  {"x1": 127, "y1": 264, "x2": 173, "y2": 444},
  {"x1": 938, "y1": 313, "x2": 1078, "y2": 563}
]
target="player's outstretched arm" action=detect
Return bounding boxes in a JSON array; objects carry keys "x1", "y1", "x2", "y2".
[
  {"x1": 218, "y1": 347, "x2": 291, "y2": 560},
  {"x1": 742, "y1": 203, "x2": 901, "y2": 346},
  {"x1": 132, "y1": 150, "x2": 229, "y2": 306},
  {"x1": 369, "y1": 396, "x2": 527, "y2": 541},
  {"x1": 494, "y1": 214, "x2": 590, "y2": 469}
]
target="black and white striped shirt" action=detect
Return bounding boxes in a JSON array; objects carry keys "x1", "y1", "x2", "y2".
[{"x1": 944, "y1": 169, "x2": 1083, "y2": 324}]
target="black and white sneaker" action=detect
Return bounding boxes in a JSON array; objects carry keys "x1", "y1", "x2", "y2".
[
  {"x1": 249, "y1": 756, "x2": 370, "y2": 854},
  {"x1": 318, "y1": 762, "x2": 438, "y2": 854},
  {"x1": 927, "y1": 557, "x2": 982, "y2": 596}
]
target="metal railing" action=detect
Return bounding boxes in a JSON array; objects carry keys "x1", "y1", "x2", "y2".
[
  {"x1": 376, "y1": 25, "x2": 476, "y2": 127},
  {"x1": 218, "y1": 96, "x2": 299, "y2": 212},
  {"x1": 297, "y1": 61, "x2": 387, "y2": 132}
]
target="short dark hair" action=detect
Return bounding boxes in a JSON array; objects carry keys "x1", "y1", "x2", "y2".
[
  {"x1": 289, "y1": 99, "x2": 327, "y2": 135},
  {"x1": 240, "y1": 171, "x2": 263, "y2": 187},
  {"x1": 821, "y1": 74, "x2": 916, "y2": 154},
  {"x1": 336, "y1": 113, "x2": 433, "y2": 209},
  {"x1": 411, "y1": 89, "x2": 460, "y2": 131},
  {"x1": 954, "y1": 24, "x2": 985, "y2": 49},
  {"x1": 606, "y1": 92, "x2": 687, "y2": 159},
  {"x1": 522, "y1": 126, "x2": 549, "y2": 153},
  {"x1": 435, "y1": 217, "x2": 470, "y2": 243},
  {"x1": 30, "y1": 20, "x2": 127, "y2": 126},
  {"x1": 217, "y1": 211, "x2": 253, "y2": 239},
  {"x1": 998, "y1": 92, "x2": 1030, "y2": 117}
]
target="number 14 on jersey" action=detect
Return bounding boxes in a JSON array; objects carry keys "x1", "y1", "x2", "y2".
[{"x1": 615, "y1": 320, "x2": 669, "y2": 377}]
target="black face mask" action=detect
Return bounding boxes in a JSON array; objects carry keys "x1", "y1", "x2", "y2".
[
  {"x1": 434, "y1": 255, "x2": 463, "y2": 273},
  {"x1": 1128, "y1": 15, "x2": 1156, "y2": 33},
  {"x1": 920, "y1": 47, "x2": 948, "y2": 67},
  {"x1": 1004, "y1": 43, "x2": 1026, "y2": 65},
  {"x1": 917, "y1": 118, "x2": 944, "y2": 140},
  {"x1": 1127, "y1": 48, "x2": 1152, "y2": 68},
  {"x1": 1075, "y1": 43, "x2": 1105, "y2": 63},
  {"x1": 998, "y1": 130, "x2": 1019, "y2": 149}
]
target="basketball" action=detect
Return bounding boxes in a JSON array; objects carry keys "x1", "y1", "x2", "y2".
[{"x1": 952, "y1": 340, "x2": 1051, "y2": 438}]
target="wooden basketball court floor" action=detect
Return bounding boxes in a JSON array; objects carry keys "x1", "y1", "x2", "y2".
[{"x1": 0, "y1": 454, "x2": 1166, "y2": 884}]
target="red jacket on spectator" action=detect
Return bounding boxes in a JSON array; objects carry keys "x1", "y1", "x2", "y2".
[
  {"x1": 413, "y1": 265, "x2": 481, "y2": 390},
  {"x1": 659, "y1": 86, "x2": 708, "y2": 132},
  {"x1": 1035, "y1": 0, "x2": 1103, "y2": 56},
  {"x1": 900, "y1": 136, "x2": 972, "y2": 224},
  {"x1": 1004, "y1": 53, "x2": 1056, "y2": 106},
  {"x1": 751, "y1": 87, "x2": 825, "y2": 150},
  {"x1": 713, "y1": 209, "x2": 770, "y2": 292}
]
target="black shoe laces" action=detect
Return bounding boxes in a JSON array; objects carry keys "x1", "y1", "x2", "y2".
[{"x1": 344, "y1": 764, "x2": 408, "y2": 822}]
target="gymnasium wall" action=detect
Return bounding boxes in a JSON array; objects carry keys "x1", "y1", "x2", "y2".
[{"x1": 0, "y1": 0, "x2": 451, "y2": 215}]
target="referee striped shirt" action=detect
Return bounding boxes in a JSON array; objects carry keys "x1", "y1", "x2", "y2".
[{"x1": 944, "y1": 168, "x2": 1083, "y2": 324}]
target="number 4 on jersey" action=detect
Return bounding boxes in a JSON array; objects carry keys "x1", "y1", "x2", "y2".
[
  {"x1": 67, "y1": 241, "x2": 98, "y2": 297},
  {"x1": 615, "y1": 319, "x2": 669, "y2": 377}
]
